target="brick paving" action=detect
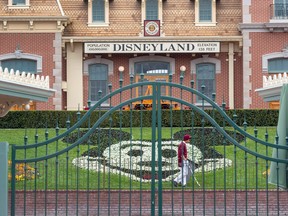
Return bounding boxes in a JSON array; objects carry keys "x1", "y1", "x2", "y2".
[{"x1": 8, "y1": 190, "x2": 288, "y2": 216}]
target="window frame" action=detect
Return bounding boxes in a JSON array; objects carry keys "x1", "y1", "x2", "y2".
[
  {"x1": 88, "y1": 0, "x2": 110, "y2": 27},
  {"x1": 196, "y1": 63, "x2": 216, "y2": 102},
  {"x1": 262, "y1": 50, "x2": 288, "y2": 73},
  {"x1": 8, "y1": 0, "x2": 30, "y2": 9},
  {"x1": 0, "y1": 53, "x2": 42, "y2": 73},
  {"x1": 141, "y1": 0, "x2": 163, "y2": 29},
  {"x1": 88, "y1": 63, "x2": 109, "y2": 103},
  {"x1": 268, "y1": 58, "x2": 288, "y2": 73},
  {"x1": 1, "y1": 59, "x2": 37, "y2": 74},
  {"x1": 195, "y1": 0, "x2": 217, "y2": 26}
]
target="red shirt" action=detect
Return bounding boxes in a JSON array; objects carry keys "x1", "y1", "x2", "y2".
[{"x1": 177, "y1": 141, "x2": 187, "y2": 167}]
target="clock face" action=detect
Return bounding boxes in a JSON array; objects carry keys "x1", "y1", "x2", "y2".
[{"x1": 144, "y1": 20, "x2": 160, "y2": 36}]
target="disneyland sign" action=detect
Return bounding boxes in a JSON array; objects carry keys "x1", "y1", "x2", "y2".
[{"x1": 84, "y1": 42, "x2": 220, "y2": 54}]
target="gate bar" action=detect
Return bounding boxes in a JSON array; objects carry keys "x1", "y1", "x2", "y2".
[{"x1": 0, "y1": 142, "x2": 9, "y2": 216}]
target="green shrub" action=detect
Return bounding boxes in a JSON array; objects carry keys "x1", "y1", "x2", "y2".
[{"x1": 0, "y1": 109, "x2": 279, "y2": 128}]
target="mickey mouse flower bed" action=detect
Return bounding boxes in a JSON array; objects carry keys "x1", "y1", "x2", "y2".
[{"x1": 67, "y1": 129, "x2": 244, "y2": 182}]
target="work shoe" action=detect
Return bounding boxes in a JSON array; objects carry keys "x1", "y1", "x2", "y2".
[{"x1": 173, "y1": 181, "x2": 178, "y2": 187}]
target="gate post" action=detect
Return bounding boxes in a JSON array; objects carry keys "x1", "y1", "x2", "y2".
[{"x1": 0, "y1": 142, "x2": 9, "y2": 216}]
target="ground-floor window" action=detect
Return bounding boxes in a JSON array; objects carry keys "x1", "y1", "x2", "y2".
[
  {"x1": 1, "y1": 59, "x2": 37, "y2": 73},
  {"x1": 268, "y1": 58, "x2": 288, "y2": 73},
  {"x1": 88, "y1": 63, "x2": 108, "y2": 102},
  {"x1": 134, "y1": 61, "x2": 170, "y2": 97},
  {"x1": 196, "y1": 63, "x2": 215, "y2": 102}
]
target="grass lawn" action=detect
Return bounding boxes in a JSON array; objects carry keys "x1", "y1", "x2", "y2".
[{"x1": 0, "y1": 126, "x2": 278, "y2": 190}]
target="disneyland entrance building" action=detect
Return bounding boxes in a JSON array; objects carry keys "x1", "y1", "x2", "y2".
[
  {"x1": 0, "y1": 0, "x2": 251, "y2": 111},
  {"x1": 63, "y1": 37, "x2": 242, "y2": 111}
]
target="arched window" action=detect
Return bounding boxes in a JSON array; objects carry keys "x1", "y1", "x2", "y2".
[
  {"x1": 134, "y1": 61, "x2": 170, "y2": 97},
  {"x1": 196, "y1": 63, "x2": 216, "y2": 102},
  {"x1": 89, "y1": 64, "x2": 108, "y2": 102},
  {"x1": 268, "y1": 58, "x2": 288, "y2": 73},
  {"x1": 135, "y1": 61, "x2": 169, "y2": 74},
  {"x1": 2, "y1": 59, "x2": 37, "y2": 73}
]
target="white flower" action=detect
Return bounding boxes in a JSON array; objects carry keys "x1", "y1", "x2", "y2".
[{"x1": 72, "y1": 140, "x2": 232, "y2": 182}]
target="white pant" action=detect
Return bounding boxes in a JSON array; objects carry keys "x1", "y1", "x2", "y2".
[{"x1": 174, "y1": 160, "x2": 189, "y2": 186}]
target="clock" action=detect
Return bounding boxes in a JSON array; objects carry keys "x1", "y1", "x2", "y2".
[{"x1": 144, "y1": 20, "x2": 160, "y2": 37}]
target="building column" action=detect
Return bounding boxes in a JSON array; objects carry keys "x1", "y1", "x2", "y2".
[
  {"x1": 66, "y1": 42, "x2": 83, "y2": 110},
  {"x1": 228, "y1": 43, "x2": 235, "y2": 109}
]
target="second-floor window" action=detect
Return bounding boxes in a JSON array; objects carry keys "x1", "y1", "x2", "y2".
[
  {"x1": 195, "y1": 0, "x2": 217, "y2": 26},
  {"x1": 273, "y1": 0, "x2": 288, "y2": 18},
  {"x1": 146, "y1": 0, "x2": 158, "y2": 20},
  {"x1": 8, "y1": 0, "x2": 29, "y2": 8},
  {"x1": 141, "y1": 0, "x2": 163, "y2": 27},
  {"x1": 199, "y1": 0, "x2": 212, "y2": 22},
  {"x1": 92, "y1": 0, "x2": 105, "y2": 22},
  {"x1": 88, "y1": 0, "x2": 110, "y2": 26},
  {"x1": 13, "y1": 0, "x2": 25, "y2": 5}
]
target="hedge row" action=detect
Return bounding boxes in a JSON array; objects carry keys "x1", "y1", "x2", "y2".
[{"x1": 0, "y1": 109, "x2": 279, "y2": 129}]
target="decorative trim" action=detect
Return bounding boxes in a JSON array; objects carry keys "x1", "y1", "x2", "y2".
[
  {"x1": 262, "y1": 49, "x2": 288, "y2": 72},
  {"x1": 0, "y1": 52, "x2": 42, "y2": 73},
  {"x1": 190, "y1": 56, "x2": 221, "y2": 74},
  {"x1": 83, "y1": 57, "x2": 114, "y2": 75},
  {"x1": 144, "y1": 20, "x2": 160, "y2": 36}
]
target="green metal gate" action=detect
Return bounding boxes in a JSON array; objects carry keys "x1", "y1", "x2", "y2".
[{"x1": 8, "y1": 74, "x2": 288, "y2": 215}]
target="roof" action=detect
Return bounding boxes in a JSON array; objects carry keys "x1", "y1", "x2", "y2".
[{"x1": 0, "y1": 0, "x2": 64, "y2": 17}]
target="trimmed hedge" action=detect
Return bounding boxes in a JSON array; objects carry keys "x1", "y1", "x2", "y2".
[{"x1": 0, "y1": 109, "x2": 279, "y2": 128}]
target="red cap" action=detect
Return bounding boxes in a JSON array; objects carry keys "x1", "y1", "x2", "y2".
[{"x1": 183, "y1": 134, "x2": 191, "y2": 141}]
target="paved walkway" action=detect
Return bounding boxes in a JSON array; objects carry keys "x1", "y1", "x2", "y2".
[{"x1": 9, "y1": 190, "x2": 288, "y2": 216}]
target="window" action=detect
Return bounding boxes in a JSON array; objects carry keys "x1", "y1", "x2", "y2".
[
  {"x1": 13, "y1": 0, "x2": 25, "y2": 5},
  {"x1": 196, "y1": 63, "x2": 215, "y2": 102},
  {"x1": 0, "y1": 51, "x2": 42, "y2": 73},
  {"x1": 268, "y1": 58, "x2": 288, "y2": 73},
  {"x1": 273, "y1": 0, "x2": 288, "y2": 18},
  {"x1": 1, "y1": 59, "x2": 37, "y2": 73},
  {"x1": 135, "y1": 61, "x2": 169, "y2": 74},
  {"x1": 199, "y1": 0, "x2": 212, "y2": 22},
  {"x1": 146, "y1": 0, "x2": 158, "y2": 20},
  {"x1": 92, "y1": 0, "x2": 105, "y2": 22},
  {"x1": 135, "y1": 61, "x2": 170, "y2": 97},
  {"x1": 88, "y1": 0, "x2": 110, "y2": 26},
  {"x1": 195, "y1": 0, "x2": 217, "y2": 26},
  {"x1": 8, "y1": 0, "x2": 29, "y2": 8},
  {"x1": 141, "y1": 0, "x2": 163, "y2": 27},
  {"x1": 88, "y1": 64, "x2": 108, "y2": 102}
]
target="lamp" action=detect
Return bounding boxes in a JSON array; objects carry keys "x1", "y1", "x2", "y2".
[
  {"x1": 119, "y1": 66, "x2": 124, "y2": 87},
  {"x1": 180, "y1": 65, "x2": 186, "y2": 84}
]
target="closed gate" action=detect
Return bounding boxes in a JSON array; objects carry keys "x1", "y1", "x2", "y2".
[{"x1": 9, "y1": 74, "x2": 288, "y2": 216}]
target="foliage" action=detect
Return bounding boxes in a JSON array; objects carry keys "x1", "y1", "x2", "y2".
[
  {"x1": 0, "y1": 109, "x2": 279, "y2": 128},
  {"x1": 8, "y1": 160, "x2": 39, "y2": 182}
]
